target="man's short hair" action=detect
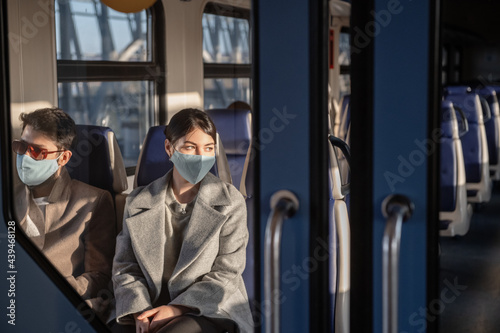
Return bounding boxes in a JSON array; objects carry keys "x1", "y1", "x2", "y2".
[{"x1": 19, "y1": 108, "x2": 76, "y2": 150}]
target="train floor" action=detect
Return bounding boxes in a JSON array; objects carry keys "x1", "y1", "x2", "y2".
[{"x1": 439, "y1": 184, "x2": 500, "y2": 333}]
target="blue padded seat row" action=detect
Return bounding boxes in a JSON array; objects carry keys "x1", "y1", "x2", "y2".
[
  {"x1": 205, "y1": 108, "x2": 256, "y2": 308},
  {"x1": 67, "y1": 125, "x2": 129, "y2": 232},
  {"x1": 206, "y1": 108, "x2": 252, "y2": 191},
  {"x1": 444, "y1": 85, "x2": 492, "y2": 203},
  {"x1": 67, "y1": 125, "x2": 128, "y2": 198},
  {"x1": 134, "y1": 126, "x2": 170, "y2": 188},
  {"x1": 475, "y1": 86, "x2": 500, "y2": 180},
  {"x1": 67, "y1": 125, "x2": 115, "y2": 194},
  {"x1": 440, "y1": 102, "x2": 457, "y2": 214},
  {"x1": 439, "y1": 101, "x2": 473, "y2": 236},
  {"x1": 338, "y1": 94, "x2": 350, "y2": 142},
  {"x1": 444, "y1": 88, "x2": 482, "y2": 183},
  {"x1": 333, "y1": 95, "x2": 351, "y2": 190},
  {"x1": 327, "y1": 135, "x2": 349, "y2": 331},
  {"x1": 328, "y1": 162, "x2": 338, "y2": 331}
]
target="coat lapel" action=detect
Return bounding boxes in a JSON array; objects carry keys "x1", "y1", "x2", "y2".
[
  {"x1": 170, "y1": 173, "x2": 231, "y2": 282},
  {"x1": 45, "y1": 168, "x2": 71, "y2": 233},
  {"x1": 125, "y1": 173, "x2": 168, "y2": 288}
]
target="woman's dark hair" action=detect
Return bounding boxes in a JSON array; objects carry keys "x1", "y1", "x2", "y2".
[
  {"x1": 20, "y1": 108, "x2": 76, "y2": 150},
  {"x1": 165, "y1": 108, "x2": 217, "y2": 145}
]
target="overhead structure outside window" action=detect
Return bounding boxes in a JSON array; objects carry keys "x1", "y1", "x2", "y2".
[
  {"x1": 55, "y1": 0, "x2": 165, "y2": 172},
  {"x1": 202, "y1": 3, "x2": 251, "y2": 110}
]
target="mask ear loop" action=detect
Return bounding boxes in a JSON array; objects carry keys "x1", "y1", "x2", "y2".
[{"x1": 54, "y1": 151, "x2": 66, "y2": 167}]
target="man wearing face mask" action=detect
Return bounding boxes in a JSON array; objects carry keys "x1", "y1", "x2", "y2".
[{"x1": 12, "y1": 108, "x2": 116, "y2": 320}]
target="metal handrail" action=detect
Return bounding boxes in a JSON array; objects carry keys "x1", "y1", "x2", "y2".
[
  {"x1": 382, "y1": 194, "x2": 414, "y2": 333},
  {"x1": 264, "y1": 190, "x2": 299, "y2": 333}
]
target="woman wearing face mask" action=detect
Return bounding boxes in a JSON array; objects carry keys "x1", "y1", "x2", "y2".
[
  {"x1": 12, "y1": 108, "x2": 116, "y2": 320},
  {"x1": 112, "y1": 109, "x2": 253, "y2": 333}
]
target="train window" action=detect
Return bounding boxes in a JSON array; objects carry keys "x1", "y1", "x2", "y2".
[
  {"x1": 203, "y1": 3, "x2": 251, "y2": 109},
  {"x1": 55, "y1": 1, "x2": 151, "y2": 61},
  {"x1": 57, "y1": 81, "x2": 154, "y2": 166},
  {"x1": 442, "y1": 46, "x2": 448, "y2": 84},
  {"x1": 453, "y1": 49, "x2": 461, "y2": 82},
  {"x1": 204, "y1": 78, "x2": 251, "y2": 110},
  {"x1": 339, "y1": 28, "x2": 351, "y2": 100},
  {"x1": 55, "y1": 0, "x2": 164, "y2": 172}
]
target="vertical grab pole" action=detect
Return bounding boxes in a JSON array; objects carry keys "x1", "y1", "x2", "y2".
[
  {"x1": 382, "y1": 194, "x2": 414, "y2": 333},
  {"x1": 264, "y1": 190, "x2": 300, "y2": 333}
]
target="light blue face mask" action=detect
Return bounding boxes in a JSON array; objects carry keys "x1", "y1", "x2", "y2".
[
  {"x1": 170, "y1": 150, "x2": 216, "y2": 184},
  {"x1": 16, "y1": 154, "x2": 60, "y2": 186}
]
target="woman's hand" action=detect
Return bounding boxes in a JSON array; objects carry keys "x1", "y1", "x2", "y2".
[
  {"x1": 137, "y1": 305, "x2": 191, "y2": 333},
  {"x1": 134, "y1": 312, "x2": 150, "y2": 333}
]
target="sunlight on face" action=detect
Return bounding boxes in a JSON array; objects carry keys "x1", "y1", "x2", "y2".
[{"x1": 174, "y1": 127, "x2": 215, "y2": 156}]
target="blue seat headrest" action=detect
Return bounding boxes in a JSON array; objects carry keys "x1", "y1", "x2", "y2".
[
  {"x1": 444, "y1": 85, "x2": 471, "y2": 96},
  {"x1": 444, "y1": 93, "x2": 481, "y2": 124},
  {"x1": 206, "y1": 108, "x2": 251, "y2": 155},
  {"x1": 475, "y1": 86, "x2": 499, "y2": 118},
  {"x1": 135, "y1": 125, "x2": 171, "y2": 188},
  {"x1": 440, "y1": 101, "x2": 455, "y2": 138},
  {"x1": 490, "y1": 86, "x2": 500, "y2": 95},
  {"x1": 67, "y1": 125, "x2": 114, "y2": 195},
  {"x1": 341, "y1": 95, "x2": 350, "y2": 111},
  {"x1": 475, "y1": 86, "x2": 497, "y2": 97}
]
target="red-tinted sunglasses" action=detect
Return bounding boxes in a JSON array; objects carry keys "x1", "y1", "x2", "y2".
[{"x1": 12, "y1": 140, "x2": 65, "y2": 161}]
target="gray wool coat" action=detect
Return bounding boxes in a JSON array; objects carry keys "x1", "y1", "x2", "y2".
[{"x1": 112, "y1": 171, "x2": 254, "y2": 333}]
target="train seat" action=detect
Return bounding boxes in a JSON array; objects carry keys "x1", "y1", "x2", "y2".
[
  {"x1": 134, "y1": 126, "x2": 170, "y2": 188},
  {"x1": 328, "y1": 134, "x2": 350, "y2": 332},
  {"x1": 439, "y1": 101, "x2": 472, "y2": 237},
  {"x1": 332, "y1": 94, "x2": 351, "y2": 189},
  {"x1": 206, "y1": 108, "x2": 252, "y2": 191},
  {"x1": 444, "y1": 87, "x2": 492, "y2": 203},
  {"x1": 337, "y1": 94, "x2": 351, "y2": 141},
  {"x1": 66, "y1": 125, "x2": 128, "y2": 232},
  {"x1": 205, "y1": 108, "x2": 256, "y2": 309},
  {"x1": 475, "y1": 86, "x2": 500, "y2": 181}
]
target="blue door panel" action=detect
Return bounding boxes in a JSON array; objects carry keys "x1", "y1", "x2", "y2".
[
  {"x1": 257, "y1": 0, "x2": 311, "y2": 332},
  {"x1": 372, "y1": 0, "x2": 430, "y2": 332}
]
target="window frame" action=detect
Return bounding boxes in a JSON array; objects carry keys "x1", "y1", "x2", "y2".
[
  {"x1": 56, "y1": 1, "x2": 166, "y2": 175},
  {"x1": 340, "y1": 26, "x2": 350, "y2": 76},
  {"x1": 203, "y1": 2, "x2": 251, "y2": 80}
]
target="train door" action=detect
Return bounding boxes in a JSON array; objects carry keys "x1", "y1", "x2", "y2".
[
  {"x1": 254, "y1": 1, "x2": 330, "y2": 332},
  {"x1": 349, "y1": 1, "x2": 440, "y2": 333}
]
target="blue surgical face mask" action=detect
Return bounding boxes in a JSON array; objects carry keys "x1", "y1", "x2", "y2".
[
  {"x1": 16, "y1": 154, "x2": 61, "y2": 187},
  {"x1": 170, "y1": 150, "x2": 215, "y2": 184}
]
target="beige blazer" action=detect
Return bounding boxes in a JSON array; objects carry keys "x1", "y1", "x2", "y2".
[
  {"x1": 112, "y1": 171, "x2": 254, "y2": 333},
  {"x1": 16, "y1": 167, "x2": 116, "y2": 316}
]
